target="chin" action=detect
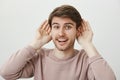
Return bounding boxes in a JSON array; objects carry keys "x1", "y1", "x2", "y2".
[
  {"x1": 56, "y1": 44, "x2": 71, "y2": 51},
  {"x1": 56, "y1": 47, "x2": 67, "y2": 51}
]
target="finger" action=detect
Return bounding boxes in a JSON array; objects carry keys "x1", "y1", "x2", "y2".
[
  {"x1": 41, "y1": 20, "x2": 48, "y2": 30},
  {"x1": 83, "y1": 20, "x2": 91, "y2": 31},
  {"x1": 39, "y1": 20, "x2": 47, "y2": 30},
  {"x1": 86, "y1": 21, "x2": 92, "y2": 31},
  {"x1": 47, "y1": 26, "x2": 51, "y2": 34},
  {"x1": 45, "y1": 24, "x2": 50, "y2": 31},
  {"x1": 44, "y1": 22, "x2": 49, "y2": 31},
  {"x1": 85, "y1": 20, "x2": 89, "y2": 31},
  {"x1": 38, "y1": 20, "x2": 49, "y2": 34}
]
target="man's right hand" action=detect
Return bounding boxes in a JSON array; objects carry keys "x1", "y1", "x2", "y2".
[{"x1": 30, "y1": 20, "x2": 52, "y2": 50}]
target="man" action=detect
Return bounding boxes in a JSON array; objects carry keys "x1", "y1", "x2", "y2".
[{"x1": 0, "y1": 5, "x2": 116, "y2": 80}]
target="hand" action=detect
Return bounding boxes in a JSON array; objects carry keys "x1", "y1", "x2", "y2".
[
  {"x1": 77, "y1": 20, "x2": 93, "y2": 47},
  {"x1": 30, "y1": 20, "x2": 52, "y2": 50},
  {"x1": 77, "y1": 20, "x2": 99, "y2": 57}
]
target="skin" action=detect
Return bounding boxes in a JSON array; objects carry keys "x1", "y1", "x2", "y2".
[
  {"x1": 51, "y1": 17, "x2": 78, "y2": 59},
  {"x1": 30, "y1": 17, "x2": 99, "y2": 58}
]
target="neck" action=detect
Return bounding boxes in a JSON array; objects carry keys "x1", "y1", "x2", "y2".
[{"x1": 53, "y1": 47, "x2": 75, "y2": 59}]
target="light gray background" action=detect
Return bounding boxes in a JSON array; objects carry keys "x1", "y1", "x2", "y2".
[{"x1": 0, "y1": 0, "x2": 120, "y2": 80}]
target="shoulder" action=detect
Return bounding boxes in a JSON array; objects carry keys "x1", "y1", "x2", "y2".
[
  {"x1": 76, "y1": 49, "x2": 87, "y2": 56},
  {"x1": 30, "y1": 48, "x2": 53, "y2": 63},
  {"x1": 75, "y1": 49, "x2": 89, "y2": 61},
  {"x1": 37, "y1": 47, "x2": 53, "y2": 57}
]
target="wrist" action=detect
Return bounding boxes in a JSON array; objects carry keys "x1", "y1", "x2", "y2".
[
  {"x1": 82, "y1": 42, "x2": 99, "y2": 58},
  {"x1": 81, "y1": 42, "x2": 93, "y2": 48},
  {"x1": 29, "y1": 40, "x2": 44, "y2": 50}
]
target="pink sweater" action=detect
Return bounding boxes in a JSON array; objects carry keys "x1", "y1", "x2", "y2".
[{"x1": 0, "y1": 46, "x2": 116, "y2": 80}]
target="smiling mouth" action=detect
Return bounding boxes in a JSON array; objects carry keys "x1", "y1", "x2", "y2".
[
  {"x1": 57, "y1": 38, "x2": 68, "y2": 42},
  {"x1": 57, "y1": 38, "x2": 68, "y2": 45}
]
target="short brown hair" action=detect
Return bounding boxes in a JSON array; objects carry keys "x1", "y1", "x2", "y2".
[{"x1": 48, "y1": 5, "x2": 83, "y2": 29}]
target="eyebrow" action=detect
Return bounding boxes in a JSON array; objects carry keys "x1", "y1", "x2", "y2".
[
  {"x1": 52, "y1": 22, "x2": 75, "y2": 26},
  {"x1": 52, "y1": 23, "x2": 59, "y2": 25}
]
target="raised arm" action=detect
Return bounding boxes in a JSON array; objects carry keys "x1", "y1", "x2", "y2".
[
  {"x1": 0, "y1": 20, "x2": 52, "y2": 79},
  {"x1": 77, "y1": 20, "x2": 116, "y2": 80}
]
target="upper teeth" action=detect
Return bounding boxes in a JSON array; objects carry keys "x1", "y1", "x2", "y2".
[{"x1": 58, "y1": 39, "x2": 67, "y2": 42}]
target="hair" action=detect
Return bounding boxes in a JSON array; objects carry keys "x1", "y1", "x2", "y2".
[{"x1": 48, "y1": 5, "x2": 83, "y2": 29}]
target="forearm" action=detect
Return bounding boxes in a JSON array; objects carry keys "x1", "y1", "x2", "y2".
[
  {"x1": 82, "y1": 42, "x2": 99, "y2": 58},
  {"x1": 29, "y1": 39, "x2": 45, "y2": 50},
  {"x1": 0, "y1": 46, "x2": 36, "y2": 78}
]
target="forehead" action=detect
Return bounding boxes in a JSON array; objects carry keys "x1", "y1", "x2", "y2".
[{"x1": 52, "y1": 17, "x2": 76, "y2": 25}]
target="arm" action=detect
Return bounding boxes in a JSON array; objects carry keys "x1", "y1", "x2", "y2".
[
  {"x1": 87, "y1": 55, "x2": 116, "y2": 80},
  {"x1": 77, "y1": 20, "x2": 98, "y2": 58},
  {"x1": 77, "y1": 20, "x2": 116, "y2": 80},
  {"x1": 0, "y1": 46, "x2": 36, "y2": 79},
  {"x1": 0, "y1": 20, "x2": 52, "y2": 79}
]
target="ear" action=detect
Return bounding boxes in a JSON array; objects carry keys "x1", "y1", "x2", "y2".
[{"x1": 76, "y1": 27, "x2": 81, "y2": 38}]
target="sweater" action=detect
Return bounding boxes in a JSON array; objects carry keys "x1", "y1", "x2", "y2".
[{"x1": 0, "y1": 46, "x2": 116, "y2": 80}]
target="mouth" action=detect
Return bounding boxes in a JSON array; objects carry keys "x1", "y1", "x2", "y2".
[{"x1": 56, "y1": 38, "x2": 68, "y2": 45}]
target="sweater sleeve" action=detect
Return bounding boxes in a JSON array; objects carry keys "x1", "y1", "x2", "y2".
[
  {"x1": 87, "y1": 55, "x2": 116, "y2": 80},
  {"x1": 0, "y1": 45, "x2": 37, "y2": 80}
]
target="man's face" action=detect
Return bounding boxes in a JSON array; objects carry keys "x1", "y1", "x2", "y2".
[{"x1": 51, "y1": 17, "x2": 78, "y2": 51}]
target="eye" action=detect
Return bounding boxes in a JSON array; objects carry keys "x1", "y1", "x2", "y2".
[
  {"x1": 52, "y1": 25, "x2": 60, "y2": 29},
  {"x1": 65, "y1": 25, "x2": 72, "y2": 30}
]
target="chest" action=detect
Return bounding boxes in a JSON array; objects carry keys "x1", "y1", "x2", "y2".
[{"x1": 34, "y1": 56, "x2": 88, "y2": 80}]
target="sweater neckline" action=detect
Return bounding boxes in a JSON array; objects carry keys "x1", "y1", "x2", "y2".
[{"x1": 48, "y1": 49, "x2": 79, "y2": 62}]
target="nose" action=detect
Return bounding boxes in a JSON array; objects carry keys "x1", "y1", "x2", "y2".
[{"x1": 58, "y1": 28, "x2": 65, "y2": 36}]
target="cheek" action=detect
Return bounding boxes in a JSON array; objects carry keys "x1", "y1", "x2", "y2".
[
  {"x1": 51, "y1": 30, "x2": 57, "y2": 39},
  {"x1": 67, "y1": 30, "x2": 77, "y2": 37}
]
